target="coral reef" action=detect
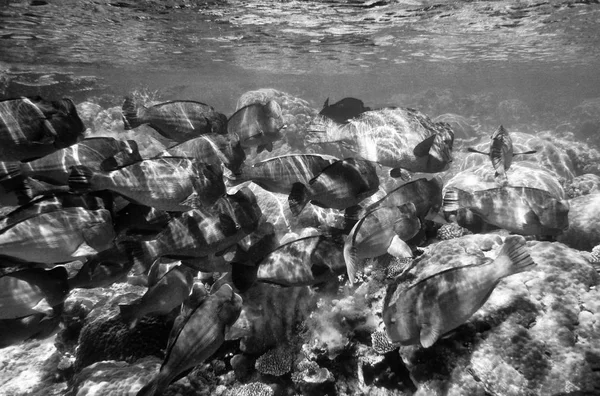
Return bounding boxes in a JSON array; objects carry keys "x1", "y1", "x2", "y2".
[
  {"x1": 557, "y1": 193, "x2": 600, "y2": 251},
  {"x1": 563, "y1": 173, "x2": 600, "y2": 198}
]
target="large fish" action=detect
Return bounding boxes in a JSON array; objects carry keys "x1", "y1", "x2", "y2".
[
  {"x1": 467, "y1": 125, "x2": 536, "y2": 182},
  {"x1": 123, "y1": 187, "x2": 263, "y2": 274},
  {"x1": 122, "y1": 97, "x2": 228, "y2": 142},
  {"x1": 0, "y1": 207, "x2": 114, "y2": 264},
  {"x1": 319, "y1": 97, "x2": 371, "y2": 124},
  {"x1": 136, "y1": 284, "x2": 242, "y2": 396},
  {"x1": 344, "y1": 203, "x2": 421, "y2": 284},
  {"x1": 227, "y1": 154, "x2": 339, "y2": 195},
  {"x1": 288, "y1": 157, "x2": 379, "y2": 216},
  {"x1": 382, "y1": 235, "x2": 535, "y2": 348},
  {"x1": 119, "y1": 264, "x2": 194, "y2": 329},
  {"x1": 0, "y1": 137, "x2": 141, "y2": 188},
  {"x1": 306, "y1": 107, "x2": 454, "y2": 176},
  {"x1": 227, "y1": 100, "x2": 286, "y2": 154},
  {"x1": 167, "y1": 133, "x2": 246, "y2": 175},
  {"x1": 68, "y1": 157, "x2": 225, "y2": 212},
  {"x1": 0, "y1": 96, "x2": 86, "y2": 162},
  {"x1": 0, "y1": 267, "x2": 69, "y2": 319},
  {"x1": 232, "y1": 232, "x2": 345, "y2": 290},
  {"x1": 0, "y1": 305, "x2": 63, "y2": 349},
  {"x1": 443, "y1": 186, "x2": 570, "y2": 236}
]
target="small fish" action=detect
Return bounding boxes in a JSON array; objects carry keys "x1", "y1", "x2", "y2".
[
  {"x1": 288, "y1": 157, "x2": 380, "y2": 216},
  {"x1": 0, "y1": 267, "x2": 69, "y2": 319},
  {"x1": 0, "y1": 305, "x2": 63, "y2": 349},
  {"x1": 319, "y1": 97, "x2": 371, "y2": 124},
  {"x1": 344, "y1": 203, "x2": 421, "y2": 284},
  {"x1": 0, "y1": 137, "x2": 141, "y2": 188},
  {"x1": 227, "y1": 154, "x2": 339, "y2": 195},
  {"x1": 0, "y1": 96, "x2": 86, "y2": 162},
  {"x1": 167, "y1": 133, "x2": 246, "y2": 175},
  {"x1": 136, "y1": 284, "x2": 242, "y2": 396},
  {"x1": 443, "y1": 186, "x2": 569, "y2": 236},
  {"x1": 227, "y1": 100, "x2": 286, "y2": 154},
  {"x1": 123, "y1": 187, "x2": 262, "y2": 274},
  {"x1": 119, "y1": 264, "x2": 194, "y2": 329},
  {"x1": 232, "y1": 233, "x2": 345, "y2": 290},
  {"x1": 467, "y1": 125, "x2": 537, "y2": 182},
  {"x1": 382, "y1": 235, "x2": 535, "y2": 348},
  {"x1": 122, "y1": 97, "x2": 228, "y2": 142},
  {"x1": 68, "y1": 157, "x2": 225, "y2": 212},
  {"x1": 67, "y1": 245, "x2": 133, "y2": 290},
  {"x1": 0, "y1": 207, "x2": 114, "y2": 264}
]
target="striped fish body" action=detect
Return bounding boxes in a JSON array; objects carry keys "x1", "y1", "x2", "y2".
[
  {"x1": 489, "y1": 125, "x2": 513, "y2": 179},
  {"x1": 383, "y1": 236, "x2": 535, "y2": 347},
  {"x1": 0, "y1": 207, "x2": 114, "y2": 264},
  {"x1": 365, "y1": 177, "x2": 443, "y2": 217},
  {"x1": 0, "y1": 97, "x2": 85, "y2": 162},
  {"x1": 137, "y1": 284, "x2": 242, "y2": 396},
  {"x1": 228, "y1": 101, "x2": 285, "y2": 152},
  {"x1": 256, "y1": 235, "x2": 345, "y2": 287},
  {"x1": 167, "y1": 133, "x2": 246, "y2": 174},
  {"x1": 234, "y1": 154, "x2": 338, "y2": 195},
  {"x1": 122, "y1": 98, "x2": 228, "y2": 142},
  {"x1": 1, "y1": 137, "x2": 140, "y2": 185},
  {"x1": 71, "y1": 157, "x2": 225, "y2": 211}
]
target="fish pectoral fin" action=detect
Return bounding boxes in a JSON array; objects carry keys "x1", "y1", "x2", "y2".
[
  {"x1": 386, "y1": 235, "x2": 413, "y2": 258},
  {"x1": 289, "y1": 182, "x2": 310, "y2": 216},
  {"x1": 513, "y1": 150, "x2": 537, "y2": 155},
  {"x1": 31, "y1": 298, "x2": 54, "y2": 316},
  {"x1": 466, "y1": 147, "x2": 488, "y2": 155},
  {"x1": 419, "y1": 321, "x2": 441, "y2": 348},
  {"x1": 413, "y1": 135, "x2": 436, "y2": 157},
  {"x1": 72, "y1": 241, "x2": 99, "y2": 258}
]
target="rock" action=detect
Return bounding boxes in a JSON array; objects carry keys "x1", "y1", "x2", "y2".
[
  {"x1": 496, "y1": 99, "x2": 532, "y2": 127},
  {"x1": 395, "y1": 237, "x2": 600, "y2": 396},
  {"x1": 563, "y1": 173, "x2": 600, "y2": 198},
  {"x1": 557, "y1": 193, "x2": 600, "y2": 251},
  {"x1": 433, "y1": 113, "x2": 479, "y2": 139}
]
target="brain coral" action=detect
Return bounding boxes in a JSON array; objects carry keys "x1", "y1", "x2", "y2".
[{"x1": 394, "y1": 236, "x2": 600, "y2": 396}]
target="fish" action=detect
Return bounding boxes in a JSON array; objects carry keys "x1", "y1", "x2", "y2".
[
  {"x1": 0, "y1": 207, "x2": 115, "y2": 264},
  {"x1": 119, "y1": 264, "x2": 194, "y2": 329},
  {"x1": 67, "y1": 245, "x2": 133, "y2": 290},
  {"x1": 344, "y1": 203, "x2": 421, "y2": 284},
  {"x1": 0, "y1": 267, "x2": 69, "y2": 319},
  {"x1": 0, "y1": 96, "x2": 86, "y2": 162},
  {"x1": 231, "y1": 232, "x2": 345, "y2": 290},
  {"x1": 306, "y1": 107, "x2": 454, "y2": 176},
  {"x1": 467, "y1": 125, "x2": 537, "y2": 182},
  {"x1": 382, "y1": 235, "x2": 536, "y2": 348},
  {"x1": 288, "y1": 157, "x2": 380, "y2": 216},
  {"x1": 136, "y1": 284, "x2": 242, "y2": 396},
  {"x1": 68, "y1": 157, "x2": 225, "y2": 212},
  {"x1": 346, "y1": 177, "x2": 444, "y2": 223},
  {"x1": 227, "y1": 100, "x2": 286, "y2": 154},
  {"x1": 226, "y1": 154, "x2": 339, "y2": 195},
  {"x1": 167, "y1": 133, "x2": 246, "y2": 175},
  {"x1": 114, "y1": 203, "x2": 173, "y2": 239},
  {"x1": 121, "y1": 97, "x2": 228, "y2": 142},
  {"x1": 0, "y1": 305, "x2": 63, "y2": 349},
  {"x1": 122, "y1": 187, "x2": 263, "y2": 274},
  {"x1": 0, "y1": 137, "x2": 142, "y2": 188},
  {"x1": 319, "y1": 97, "x2": 371, "y2": 124},
  {"x1": 442, "y1": 186, "x2": 570, "y2": 236}
]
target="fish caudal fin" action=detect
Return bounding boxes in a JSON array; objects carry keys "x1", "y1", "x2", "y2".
[
  {"x1": 136, "y1": 378, "x2": 164, "y2": 396},
  {"x1": 118, "y1": 303, "x2": 140, "y2": 330},
  {"x1": 289, "y1": 182, "x2": 310, "y2": 216},
  {"x1": 343, "y1": 240, "x2": 360, "y2": 285},
  {"x1": 122, "y1": 96, "x2": 144, "y2": 130},
  {"x1": 494, "y1": 235, "x2": 536, "y2": 278},
  {"x1": 442, "y1": 189, "x2": 461, "y2": 212},
  {"x1": 68, "y1": 166, "x2": 97, "y2": 191},
  {"x1": 0, "y1": 163, "x2": 21, "y2": 182}
]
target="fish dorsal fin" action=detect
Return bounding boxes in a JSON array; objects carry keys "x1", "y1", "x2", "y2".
[
  {"x1": 466, "y1": 147, "x2": 489, "y2": 155},
  {"x1": 419, "y1": 321, "x2": 441, "y2": 348},
  {"x1": 413, "y1": 135, "x2": 436, "y2": 158},
  {"x1": 323, "y1": 98, "x2": 330, "y2": 108}
]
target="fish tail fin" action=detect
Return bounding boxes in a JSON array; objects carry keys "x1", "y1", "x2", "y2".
[
  {"x1": 343, "y1": 241, "x2": 360, "y2": 285},
  {"x1": 136, "y1": 378, "x2": 164, "y2": 396},
  {"x1": 0, "y1": 162, "x2": 21, "y2": 182},
  {"x1": 231, "y1": 262, "x2": 258, "y2": 293},
  {"x1": 494, "y1": 235, "x2": 536, "y2": 278},
  {"x1": 118, "y1": 304, "x2": 140, "y2": 330},
  {"x1": 288, "y1": 182, "x2": 309, "y2": 216},
  {"x1": 442, "y1": 189, "x2": 461, "y2": 212},
  {"x1": 119, "y1": 240, "x2": 154, "y2": 275},
  {"x1": 68, "y1": 165, "x2": 97, "y2": 191},
  {"x1": 122, "y1": 96, "x2": 144, "y2": 130}
]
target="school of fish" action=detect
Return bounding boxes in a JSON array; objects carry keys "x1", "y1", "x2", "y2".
[{"x1": 0, "y1": 94, "x2": 557, "y2": 393}]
